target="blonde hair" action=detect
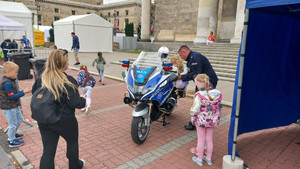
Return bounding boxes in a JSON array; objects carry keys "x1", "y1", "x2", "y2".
[
  {"x1": 195, "y1": 74, "x2": 214, "y2": 101},
  {"x1": 170, "y1": 55, "x2": 184, "y2": 74},
  {"x1": 41, "y1": 49, "x2": 76, "y2": 101},
  {"x1": 3, "y1": 61, "x2": 19, "y2": 74}
]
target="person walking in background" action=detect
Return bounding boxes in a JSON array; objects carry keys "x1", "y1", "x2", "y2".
[
  {"x1": 14, "y1": 35, "x2": 32, "y2": 52},
  {"x1": 32, "y1": 49, "x2": 86, "y2": 169},
  {"x1": 177, "y1": 45, "x2": 218, "y2": 130},
  {"x1": 206, "y1": 31, "x2": 215, "y2": 46},
  {"x1": 77, "y1": 65, "x2": 96, "y2": 115},
  {"x1": 92, "y1": 52, "x2": 106, "y2": 85},
  {"x1": 1, "y1": 38, "x2": 13, "y2": 62},
  {"x1": 71, "y1": 32, "x2": 80, "y2": 65},
  {"x1": 190, "y1": 74, "x2": 222, "y2": 166},
  {"x1": 0, "y1": 61, "x2": 31, "y2": 147}
]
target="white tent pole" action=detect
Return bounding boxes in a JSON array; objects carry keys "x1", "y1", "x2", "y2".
[
  {"x1": 231, "y1": 8, "x2": 250, "y2": 161},
  {"x1": 72, "y1": 20, "x2": 75, "y2": 33}
]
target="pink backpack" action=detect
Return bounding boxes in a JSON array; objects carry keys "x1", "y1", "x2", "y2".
[{"x1": 193, "y1": 90, "x2": 222, "y2": 128}]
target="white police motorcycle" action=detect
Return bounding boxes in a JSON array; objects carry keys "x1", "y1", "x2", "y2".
[{"x1": 121, "y1": 49, "x2": 181, "y2": 144}]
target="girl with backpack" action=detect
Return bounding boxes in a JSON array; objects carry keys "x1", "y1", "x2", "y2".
[
  {"x1": 92, "y1": 52, "x2": 106, "y2": 85},
  {"x1": 31, "y1": 49, "x2": 86, "y2": 169},
  {"x1": 77, "y1": 65, "x2": 96, "y2": 115},
  {"x1": 190, "y1": 74, "x2": 222, "y2": 166}
]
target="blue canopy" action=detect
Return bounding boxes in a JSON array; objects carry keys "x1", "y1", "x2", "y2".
[{"x1": 228, "y1": 0, "x2": 300, "y2": 156}]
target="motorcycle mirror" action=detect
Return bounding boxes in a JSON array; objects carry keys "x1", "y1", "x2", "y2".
[{"x1": 168, "y1": 73, "x2": 178, "y2": 82}]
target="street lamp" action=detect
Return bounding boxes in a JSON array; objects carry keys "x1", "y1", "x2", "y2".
[{"x1": 35, "y1": 0, "x2": 40, "y2": 30}]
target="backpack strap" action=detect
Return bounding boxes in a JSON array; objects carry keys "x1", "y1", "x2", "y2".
[{"x1": 194, "y1": 91, "x2": 223, "y2": 103}]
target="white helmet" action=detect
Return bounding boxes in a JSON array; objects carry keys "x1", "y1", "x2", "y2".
[{"x1": 158, "y1": 46, "x2": 169, "y2": 59}]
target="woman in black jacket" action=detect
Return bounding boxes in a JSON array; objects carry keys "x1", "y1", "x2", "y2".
[{"x1": 32, "y1": 49, "x2": 86, "y2": 169}]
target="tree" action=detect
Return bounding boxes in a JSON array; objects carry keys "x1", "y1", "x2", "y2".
[
  {"x1": 125, "y1": 22, "x2": 134, "y2": 37},
  {"x1": 49, "y1": 23, "x2": 54, "y2": 42}
]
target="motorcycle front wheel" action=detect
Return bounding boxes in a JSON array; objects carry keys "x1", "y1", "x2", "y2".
[{"x1": 131, "y1": 116, "x2": 150, "y2": 144}]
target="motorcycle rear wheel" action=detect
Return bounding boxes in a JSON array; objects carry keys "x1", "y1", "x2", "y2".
[{"x1": 131, "y1": 116, "x2": 150, "y2": 144}]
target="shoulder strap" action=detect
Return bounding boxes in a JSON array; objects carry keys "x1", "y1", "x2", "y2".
[{"x1": 194, "y1": 92, "x2": 210, "y2": 101}]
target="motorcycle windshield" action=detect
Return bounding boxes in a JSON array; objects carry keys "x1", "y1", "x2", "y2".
[{"x1": 133, "y1": 52, "x2": 163, "y2": 70}]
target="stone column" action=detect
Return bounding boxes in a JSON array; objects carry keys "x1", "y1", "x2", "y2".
[
  {"x1": 141, "y1": 0, "x2": 151, "y2": 41},
  {"x1": 230, "y1": 0, "x2": 246, "y2": 43},
  {"x1": 194, "y1": 0, "x2": 219, "y2": 43}
]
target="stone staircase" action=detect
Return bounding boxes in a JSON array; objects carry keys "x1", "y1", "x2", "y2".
[
  {"x1": 173, "y1": 43, "x2": 239, "y2": 82},
  {"x1": 111, "y1": 43, "x2": 240, "y2": 82}
]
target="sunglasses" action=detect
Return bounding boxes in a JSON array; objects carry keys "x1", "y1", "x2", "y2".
[{"x1": 59, "y1": 49, "x2": 68, "y2": 56}]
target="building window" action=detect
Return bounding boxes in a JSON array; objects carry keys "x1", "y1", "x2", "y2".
[
  {"x1": 54, "y1": 16, "x2": 60, "y2": 21},
  {"x1": 116, "y1": 11, "x2": 119, "y2": 16},
  {"x1": 72, "y1": 10, "x2": 76, "y2": 15},
  {"x1": 100, "y1": 13, "x2": 103, "y2": 17},
  {"x1": 125, "y1": 10, "x2": 129, "y2": 15},
  {"x1": 54, "y1": 8, "x2": 59, "y2": 13},
  {"x1": 125, "y1": 18, "x2": 129, "y2": 24},
  {"x1": 108, "y1": 12, "x2": 110, "y2": 17},
  {"x1": 38, "y1": 15, "x2": 42, "y2": 25}
]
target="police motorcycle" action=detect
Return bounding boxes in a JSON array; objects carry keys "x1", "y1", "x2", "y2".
[{"x1": 121, "y1": 47, "x2": 182, "y2": 144}]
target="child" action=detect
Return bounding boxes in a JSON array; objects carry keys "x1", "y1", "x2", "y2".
[
  {"x1": 77, "y1": 65, "x2": 96, "y2": 115},
  {"x1": 0, "y1": 61, "x2": 31, "y2": 147},
  {"x1": 190, "y1": 74, "x2": 222, "y2": 166},
  {"x1": 92, "y1": 52, "x2": 106, "y2": 85}
]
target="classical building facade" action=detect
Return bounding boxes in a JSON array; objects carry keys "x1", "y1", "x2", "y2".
[
  {"x1": 152, "y1": 0, "x2": 245, "y2": 43},
  {"x1": 4, "y1": 0, "x2": 244, "y2": 43}
]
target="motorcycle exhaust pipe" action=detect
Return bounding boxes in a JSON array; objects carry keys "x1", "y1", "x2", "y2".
[
  {"x1": 124, "y1": 97, "x2": 133, "y2": 104},
  {"x1": 165, "y1": 97, "x2": 176, "y2": 112}
]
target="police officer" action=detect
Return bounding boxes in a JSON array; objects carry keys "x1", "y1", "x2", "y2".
[{"x1": 177, "y1": 45, "x2": 218, "y2": 130}]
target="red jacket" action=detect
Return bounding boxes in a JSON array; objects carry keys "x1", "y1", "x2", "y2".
[{"x1": 208, "y1": 35, "x2": 215, "y2": 41}]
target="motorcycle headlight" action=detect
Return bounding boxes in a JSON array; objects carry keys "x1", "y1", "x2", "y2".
[{"x1": 159, "y1": 80, "x2": 168, "y2": 88}]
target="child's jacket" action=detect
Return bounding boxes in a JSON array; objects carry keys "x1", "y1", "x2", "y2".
[
  {"x1": 190, "y1": 89, "x2": 222, "y2": 128},
  {"x1": 0, "y1": 76, "x2": 24, "y2": 109},
  {"x1": 77, "y1": 71, "x2": 96, "y2": 88},
  {"x1": 92, "y1": 58, "x2": 106, "y2": 71}
]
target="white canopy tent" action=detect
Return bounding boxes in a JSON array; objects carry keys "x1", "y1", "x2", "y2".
[
  {"x1": 0, "y1": 14, "x2": 25, "y2": 31},
  {"x1": 0, "y1": 1, "x2": 33, "y2": 45},
  {"x1": 54, "y1": 14, "x2": 113, "y2": 52}
]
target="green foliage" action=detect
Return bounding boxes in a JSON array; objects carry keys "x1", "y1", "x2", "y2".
[
  {"x1": 49, "y1": 23, "x2": 54, "y2": 42},
  {"x1": 137, "y1": 23, "x2": 141, "y2": 41},
  {"x1": 125, "y1": 22, "x2": 134, "y2": 37}
]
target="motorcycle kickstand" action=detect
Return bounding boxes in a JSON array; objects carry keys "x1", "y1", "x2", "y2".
[{"x1": 162, "y1": 114, "x2": 170, "y2": 126}]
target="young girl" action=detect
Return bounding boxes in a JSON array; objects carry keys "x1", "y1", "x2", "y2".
[
  {"x1": 92, "y1": 52, "x2": 106, "y2": 85},
  {"x1": 190, "y1": 74, "x2": 222, "y2": 166},
  {"x1": 77, "y1": 65, "x2": 96, "y2": 115}
]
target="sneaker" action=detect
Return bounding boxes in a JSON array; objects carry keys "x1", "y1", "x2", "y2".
[
  {"x1": 15, "y1": 133, "x2": 24, "y2": 140},
  {"x1": 192, "y1": 156, "x2": 203, "y2": 166},
  {"x1": 85, "y1": 106, "x2": 91, "y2": 115},
  {"x1": 190, "y1": 147, "x2": 197, "y2": 155},
  {"x1": 9, "y1": 140, "x2": 24, "y2": 148},
  {"x1": 74, "y1": 62, "x2": 80, "y2": 65},
  {"x1": 203, "y1": 155, "x2": 212, "y2": 165},
  {"x1": 80, "y1": 159, "x2": 85, "y2": 168},
  {"x1": 81, "y1": 108, "x2": 86, "y2": 111}
]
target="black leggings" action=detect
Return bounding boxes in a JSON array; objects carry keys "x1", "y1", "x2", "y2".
[{"x1": 38, "y1": 115, "x2": 83, "y2": 169}]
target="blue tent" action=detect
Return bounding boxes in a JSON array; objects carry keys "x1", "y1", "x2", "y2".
[{"x1": 228, "y1": 0, "x2": 300, "y2": 159}]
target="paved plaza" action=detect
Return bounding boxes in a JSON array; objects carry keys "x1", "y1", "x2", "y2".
[{"x1": 0, "y1": 51, "x2": 299, "y2": 168}]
